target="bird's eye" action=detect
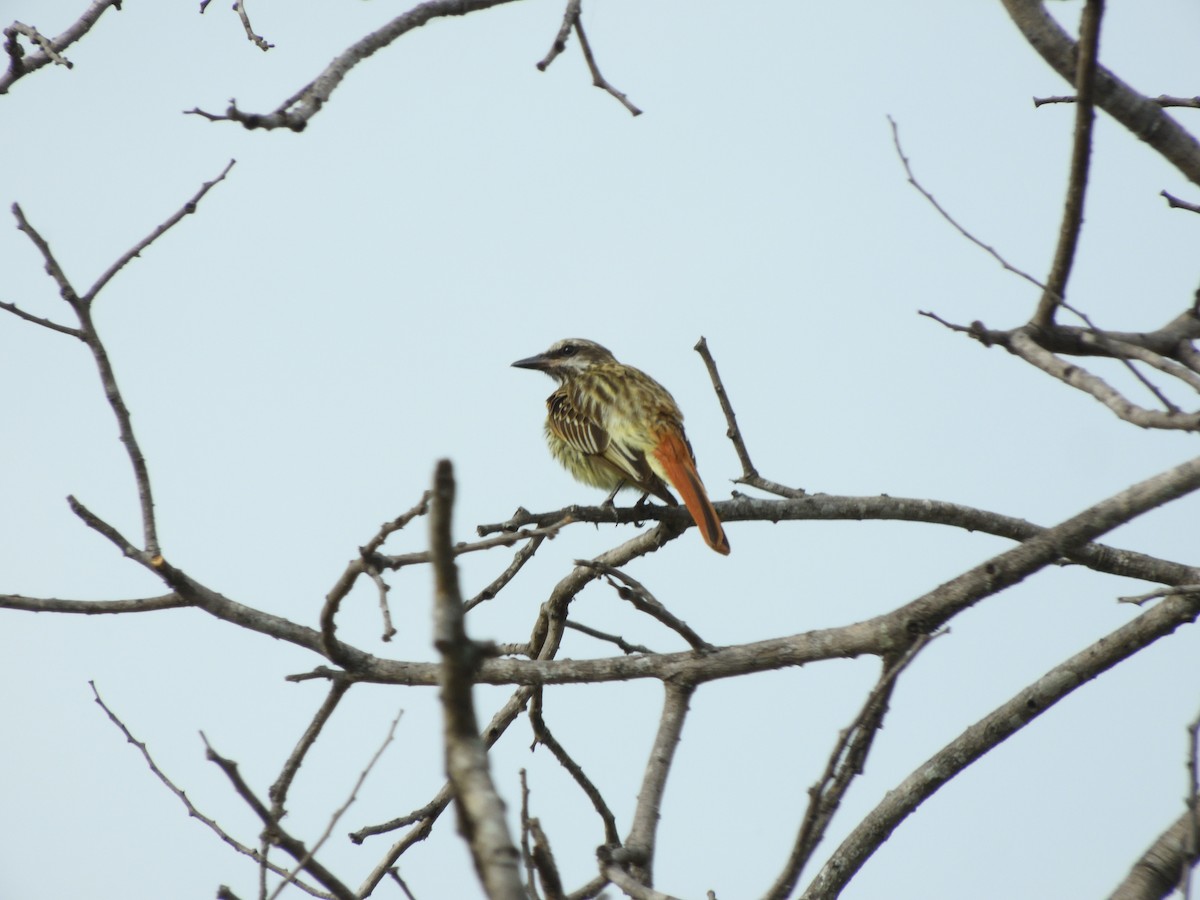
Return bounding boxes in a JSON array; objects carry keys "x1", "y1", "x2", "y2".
[{"x1": 558, "y1": 344, "x2": 577, "y2": 357}]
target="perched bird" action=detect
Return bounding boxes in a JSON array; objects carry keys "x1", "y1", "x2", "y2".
[{"x1": 512, "y1": 338, "x2": 730, "y2": 555}]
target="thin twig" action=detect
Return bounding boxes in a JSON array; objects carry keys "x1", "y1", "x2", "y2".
[
  {"x1": 529, "y1": 687, "x2": 621, "y2": 848},
  {"x1": 564, "y1": 619, "x2": 655, "y2": 655},
  {"x1": 188, "y1": 0, "x2": 523, "y2": 131},
  {"x1": 465, "y1": 533, "x2": 548, "y2": 612},
  {"x1": 202, "y1": 734, "x2": 356, "y2": 900},
  {"x1": 232, "y1": 0, "x2": 274, "y2": 51},
  {"x1": 362, "y1": 491, "x2": 432, "y2": 557},
  {"x1": 269, "y1": 680, "x2": 353, "y2": 814},
  {"x1": 889, "y1": 117, "x2": 1055, "y2": 299},
  {"x1": 13, "y1": 161, "x2": 236, "y2": 558},
  {"x1": 577, "y1": 561, "x2": 711, "y2": 650},
  {"x1": 89, "y1": 682, "x2": 332, "y2": 899},
  {"x1": 536, "y1": 0, "x2": 580, "y2": 71},
  {"x1": 266, "y1": 709, "x2": 404, "y2": 900},
  {"x1": 1117, "y1": 584, "x2": 1200, "y2": 606},
  {"x1": 765, "y1": 632, "x2": 944, "y2": 899},
  {"x1": 84, "y1": 159, "x2": 236, "y2": 302},
  {"x1": 0, "y1": 300, "x2": 81, "y2": 337},
  {"x1": 11, "y1": 202, "x2": 80, "y2": 303},
  {"x1": 574, "y1": 16, "x2": 641, "y2": 116},
  {"x1": 694, "y1": 336, "x2": 758, "y2": 483},
  {"x1": 520, "y1": 770, "x2": 540, "y2": 900},
  {"x1": 1162, "y1": 190, "x2": 1200, "y2": 214},
  {"x1": 384, "y1": 517, "x2": 569, "y2": 570}
]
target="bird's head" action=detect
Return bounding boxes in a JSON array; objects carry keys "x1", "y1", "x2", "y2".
[{"x1": 511, "y1": 339, "x2": 616, "y2": 382}]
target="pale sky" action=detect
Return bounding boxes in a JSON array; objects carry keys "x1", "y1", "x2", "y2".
[{"x1": 3, "y1": 2, "x2": 1199, "y2": 898}]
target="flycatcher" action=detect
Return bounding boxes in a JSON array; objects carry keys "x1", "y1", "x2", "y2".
[{"x1": 512, "y1": 338, "x2": 731, "y2": 554}]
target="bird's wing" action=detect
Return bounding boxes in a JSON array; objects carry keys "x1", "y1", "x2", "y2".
[
  {"x1": 547, "y1": 387, "x2": 611, "y2": 457},
  {"x1": 547, "y1": 386, "x2": 665, "y2": 495}
]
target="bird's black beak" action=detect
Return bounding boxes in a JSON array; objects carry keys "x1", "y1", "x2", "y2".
[{"x1": 511, "y1": 352, "x2": 550, "y2": 371}]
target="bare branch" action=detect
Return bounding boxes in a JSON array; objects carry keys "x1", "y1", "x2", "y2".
[
  {"x1": 202, "y1": 734, "x2": 356, "y2": 900},
  {"x1": 0, "y1": 1, "x2": 122, "y2": 95},
  {"x1": 1031, "y1": 0, "x2": 1102, "y2": 328},
  {"x1": 188, "y1": 0, "x2": 524, "y2": 131},
  {"x1": 889, "y1": 117, "x2": 1056, "y2": 298},
  {"x1": 0, "y1": 592, "x2": 188, "y2": 614},
  {"x1": 694, "y1": 336, "x2": 759, "y2": 484},
  {"x1": 13, "y1": 163, "x2": 235, "y2": 557},
  {"x1": 1110, "y1": 809, "x2": 1200, "y2": 900},
  {"x1": 480, "y1": 492, "x2": 1196, "y2": 589},
  {"x1": 11, "y1": 202, "x2": 81, "y2": 305},
  {"x1": 1001, "y1": 0, "x2": 1200, "y2": 187},
  {"x1": 0, "y1": 299, "x2": 81, "y2": 337},
  {"x1": 361, "y1": 490, "x2": 432, "y2": 557},
  {"x1": 578, "y1": 561, "x2": 711, "y2": 650},
  {"x1": 232, "y1": 1, "x2": 273, "y2": 51},
  {"x1": 1163, "y1": 190, "x2": 1200, "y2": 214},
  {"x1": 1008, "y1": 329, "x2": 1200, "y2": 430},
  {"x1": 598, "y1": 846, "x2": 681, "y2": 900},
  {"x1": 430, "y1": 459, "x2": 526, "y2": 900},
  {"x1": 67, "y1": 495, "x2": 149, "y2": 560},
  {"x1": 268, "y1": 680, "x2": 353, "y2": 815},
  {"x1": 802, "y1": 588, "x2": 1200, "y2": 899},
  {"x1": 84, "y1": 159, "x2": 236, "y2": 302},
  {"x1": 90, "y1": 683, "x2": 333, "y2": 899},
  {"x1": 520, "y1": 770, "x2": 541, "y2": 900},
  {"x1": 563, "y1": 619, "x2": 655, "y2": 655},
  {"x1": 765, "y1": 633, "x2": 943, "y2": 899},
  {"x1": 383, "y1": 516, "x2": 569, "y2": 572},
  {"x1": 573, "y1": 15, "x2": 641, "y2": 116},
  {"x1": 529, "y1": 687, "x2": 621, "y2": 849},
  {"x1": 321, "y1": 491, "x2": 432, "y2": 658},
  {"x1": 536, "y1": 0, "x2": 580, "y2": 71},
  {"x1": 1036, "y1": 94, "x2": 1200, "y2": 110},
  {"x1": 465, "y1": 532, "x2": 549, "y2": 612},
  {"x1": 266, "y1": 708, "x2": 403, "y2": 900},
  {"x1": 4, "y1": 23, "x2": 73, "y2": 69},
  {"x1": 622, "y1": 682, "x2": 695, "y2": 886},
  {"x1": 1117, "y1": 585, "x2": 1200, "y2": 607},
  {"x1": 529, "y1": 818, "x2": 565, "y2": 900}
]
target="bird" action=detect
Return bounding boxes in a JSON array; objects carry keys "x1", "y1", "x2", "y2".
[{"x1": 512, "y1": 338, "x2": 730, "y2": 555}]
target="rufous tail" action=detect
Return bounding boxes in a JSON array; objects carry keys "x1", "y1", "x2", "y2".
[{"x1": 652, "y1": 430, "x2": 731, "y2": 555}]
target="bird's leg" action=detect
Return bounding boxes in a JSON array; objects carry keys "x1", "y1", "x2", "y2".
[
  {"x1": 597, "y1": 481, "x2": 626, "y2": 526},
  {"x1": 601, "y1": 480, "x2": 626, "y2": 508}
]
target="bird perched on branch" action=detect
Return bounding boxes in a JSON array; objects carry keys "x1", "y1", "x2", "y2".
[{"x1": 512, "y1": 338, "x2": 731, "y2": 555}]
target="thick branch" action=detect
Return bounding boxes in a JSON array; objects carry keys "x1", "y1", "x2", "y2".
[
  {"x1": 1032, "y1": 0, "x2": 1102, "y2": 327},
  {"x1": 432, "y1": 460, "x2": 526, "y2": 900},
  {"x1": 802, "y1": 589, "x2": 1200, "y2": 899},
  {"x1": 622, "y1": 683, "x2": 694, "y2": 887},
  {"x1": 1001, "y1": 0, "x2": 1200, "y2": 187},
  {"x1": 1110, "y1": 808, "x2": 1200, "y2": 900}
]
